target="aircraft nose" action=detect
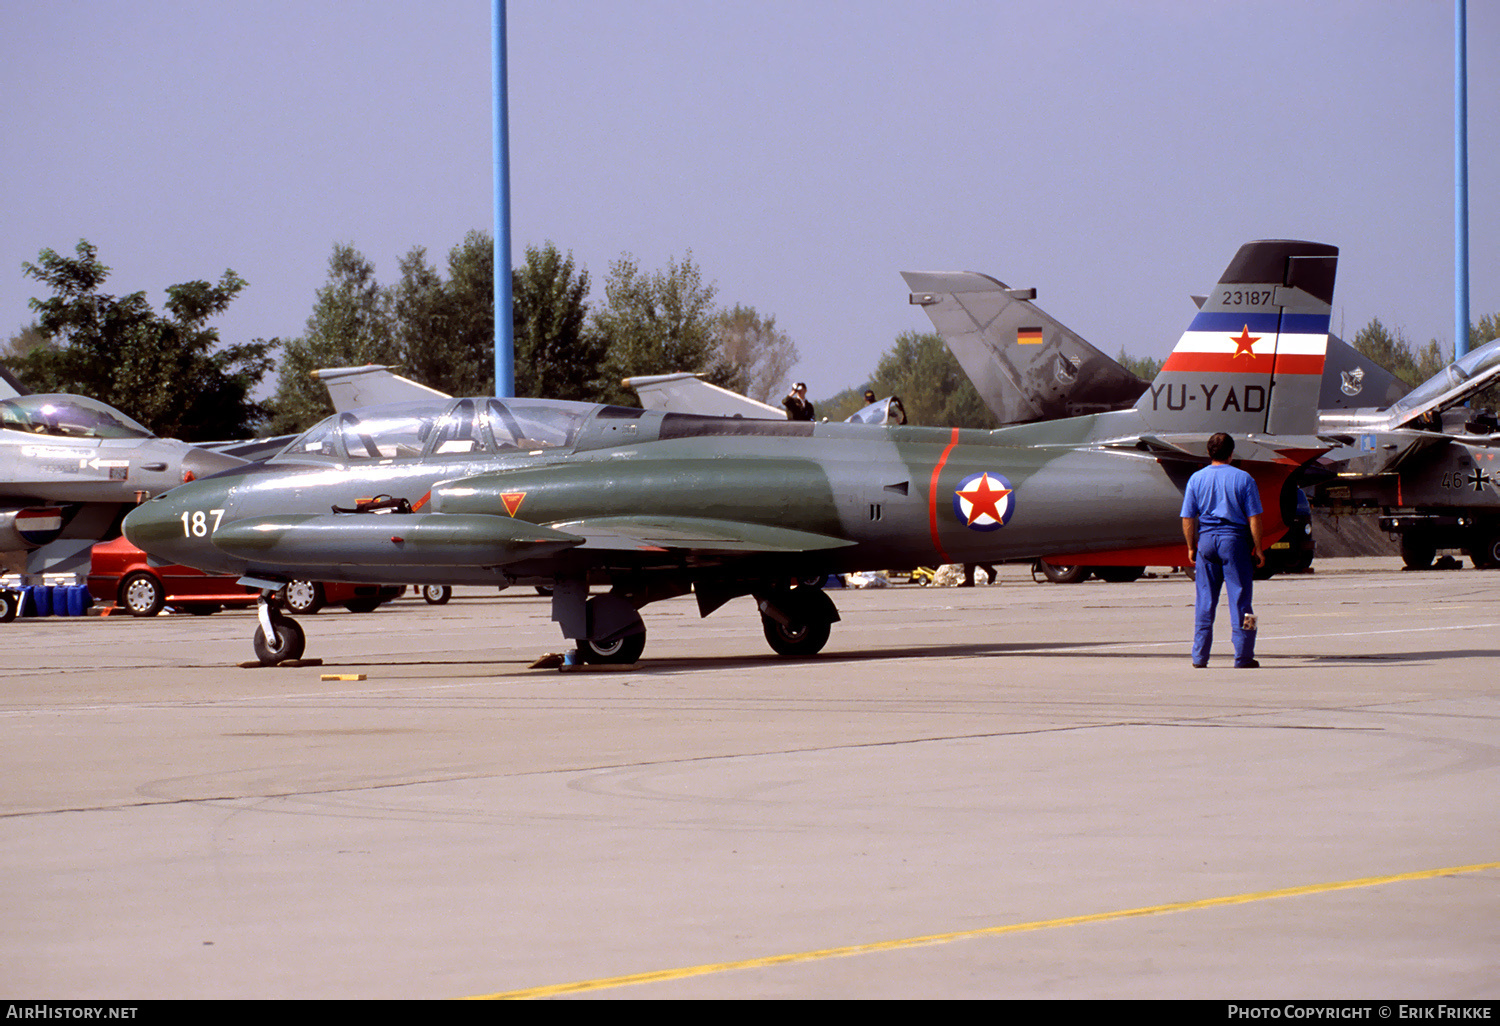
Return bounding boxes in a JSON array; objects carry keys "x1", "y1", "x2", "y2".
[{"x1": 122, "y1": 480, "x2": 235, "y2": 572}]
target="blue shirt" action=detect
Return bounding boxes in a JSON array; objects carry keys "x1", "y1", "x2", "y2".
[{"x1": 1180, "y1": 462, "x2": 1262, "y2": 532}]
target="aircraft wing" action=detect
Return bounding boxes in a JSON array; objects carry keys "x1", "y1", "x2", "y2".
[
  {"x1": 546, "y1": 515, "x2": 855, "y2": 555},
  {"x1": 903, "y1": 270, "x2": 1148, "y2": 424},
  {"x1": 623, "y1": 373, "x2": 782, "y2": 419}
]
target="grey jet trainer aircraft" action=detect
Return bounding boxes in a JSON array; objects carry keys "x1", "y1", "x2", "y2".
[{"x1": 122, "y1": 240, "x2": 1336, "y2": 667}]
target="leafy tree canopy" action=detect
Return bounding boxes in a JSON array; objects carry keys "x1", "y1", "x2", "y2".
[
  {"x1": 512, "y1": 241, "x2": 605, "y2": 402},
  {"x1": 593, "y1": 251, "x2": 727, "y2": 406},
  {"x1": 820, "y1": 331, "x2": 996, "y2": 428},
  {"x1": 12, "y1": 240, "x2": 273, "y2": 440},
  {"x1": 713, "y1": 305, "x2": 800, "y2": 404}
]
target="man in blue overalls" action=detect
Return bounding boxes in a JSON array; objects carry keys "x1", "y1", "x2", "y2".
[{"x1": 1180, "y1": 432, "x2": 1265, "y2": 668}]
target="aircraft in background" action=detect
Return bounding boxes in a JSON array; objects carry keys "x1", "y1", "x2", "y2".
[
  {"x1": 0, "y1": 392, "x2": 246, "y2": 578},
  {"x1": 905, "y1": 260, "x2": 1407, "y2": 428},
  {"x1": 318, "y1": 365, "x2": 909, "y2": 425},
  {"x1": 1314, "y1": 337, "x2": 1500, "y2": 568},
  {"x1": 122, "y1": 240, "x2": 1335, "y2": 667}
]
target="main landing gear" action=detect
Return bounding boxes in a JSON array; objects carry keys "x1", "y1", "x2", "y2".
[
  {"x1": 756, "y1": 585, "x2": 839, "y2": 657},
  {"x1": 551, "y1": 578, "x2": 842, "y2": 664}
]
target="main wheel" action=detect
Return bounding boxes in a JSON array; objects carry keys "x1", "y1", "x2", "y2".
[
  {"x1": 0, "y1": 591, "x2": 17, "y2": 623},
  {"x1": 761, "y1": 611, "x2": 831, "y2": 656},
  {"x1": 282, "y1": 580, "x2": 325, "y2": 614},
  {"x1": 1094, "y1": 565, "x2": 1145, "y2": 583},
  {"x1": 253, "y1": 618, "x2": 306, "y2": 665},
  {"x1": 1470, "y1": 533, "x2": 1500, "y2": 569},
  {"x1": 578, "y1": 629, "x2": 646, "y2": 664},
  {"x1": 423, "y1": 585, "x2": 452, "y2": 605},
  {"x1": 185, "y1": 604, "x2": 220, "y2": 616},
  {"x1": 119, "y1": 571, "x2": 165, "y2": 617},
  {"x1": 1399, "y1": 534, "x2": 1436, "y2": 570},
  {"x1": 343, "y1": 597, "x2": 382, "y2": 613},
  {"x1": 1038, "y1": 561, "x2": 1090, "y2": 584}
]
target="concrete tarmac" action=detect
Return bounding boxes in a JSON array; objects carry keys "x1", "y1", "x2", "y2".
[{"x1": 1, "y1": 559, "x2": 1496, "y2": 999}]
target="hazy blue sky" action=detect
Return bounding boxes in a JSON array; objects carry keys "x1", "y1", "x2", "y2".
[{"x1": 3, "y1": 1, "x2": 1495, "y2": 403}]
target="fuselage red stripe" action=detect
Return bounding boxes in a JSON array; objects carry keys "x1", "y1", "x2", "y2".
[{"x1": 928, "y1": 427, "x2": 961, "y2": 564}]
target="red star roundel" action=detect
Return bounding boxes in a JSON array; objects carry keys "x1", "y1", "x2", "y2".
[{"x1": 952, "y1": 471, "x2": 1015, "y2": 531}]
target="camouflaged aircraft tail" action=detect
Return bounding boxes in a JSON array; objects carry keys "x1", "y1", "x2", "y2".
[
  {"x1": 902, "y1": 271, "x2": 1148, "y2": 425},
  {"x1": 1139, "y1": 240, "x2": 1337, "y2": 436}
]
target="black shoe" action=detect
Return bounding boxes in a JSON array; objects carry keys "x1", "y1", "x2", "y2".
[
  {"x1": 1235, "y1": 659, "x2": 1260, "y2": 669},
  {"x1": 1192, "y1": 661, "x2": 1207, "y2": 668}
]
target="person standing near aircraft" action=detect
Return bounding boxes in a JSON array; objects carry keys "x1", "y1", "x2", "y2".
[
  {"x1": 783, "y1": 383, "x2": 815, "y2": 421},
  {"x1": 1181, "y1": 432, "x2": 1265, "y2": 668}
]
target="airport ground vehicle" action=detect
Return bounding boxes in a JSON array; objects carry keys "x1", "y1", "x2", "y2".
[{"x1": 87, "y1": 539, "x2": 400, "y2": 616}]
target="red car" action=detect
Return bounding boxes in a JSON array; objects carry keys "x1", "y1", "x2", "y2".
[{"x1": 87, "y1": 538, "x2": 401, "y2": 616}]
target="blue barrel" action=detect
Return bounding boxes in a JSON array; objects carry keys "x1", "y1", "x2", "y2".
[
  {"x1": 29, "y1": 585, "x2": 51, "y2": 617},
  {"x1": 66, "y1": 585, "x2": 90, "y2": 616}
]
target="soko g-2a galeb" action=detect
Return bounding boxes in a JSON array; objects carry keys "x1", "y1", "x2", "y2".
[{"x1": 124, "y1": 240, "x2": 1337, "y2": 666}]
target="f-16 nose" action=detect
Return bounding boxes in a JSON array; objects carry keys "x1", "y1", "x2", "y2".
[{"x1": 180, "y1": 446, "x2": 247, "y2": 483}]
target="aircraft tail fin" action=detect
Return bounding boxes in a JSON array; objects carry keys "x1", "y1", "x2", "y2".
[
  {"x1": 903, "y1": 271, "x2": 1147, "y2": 424},
  {"x1": 313, "y1": 365, "x2": 450, "y2": 412},
  {"x1": 1140, "y1": 240, "x2": 1337, "y2": 436}
]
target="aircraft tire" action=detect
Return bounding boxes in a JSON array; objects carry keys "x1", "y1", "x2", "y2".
[
  {"x1": 282, "y1": 580, "x2": 325, "y2": 614},
  {"x1": 761, "y1": 611, "x2": 831, "y2": 657},
  {"x1": 423, "y1": 585, "x2": 452, "y2": 605},
  {"x1": 1038, "y1": 562, "x2": 1091, "y2": 584},
  {"x1": 578, "y1": 629, "x2": 646, "y2": 664},
  {"x1": 0, "y1": 591, "x2": 17, "y2": 623},
  {"x1": 1472, "y1": 534, "x2": 1500, "y2": 569},
  {"x1": 185, "y1": 604, "x2": 221, "y2": 615},
  {"x1": 1399, "y1": 534, "x2": 1436, "y2": 570},
  {"x1": 1094, "y1": 565, "x2": 1145, "y2": 583},
  {"x1": 120, "y1": 572, "x2": 166, "y2": 617},
  {"x1": 253, "y1": 618, "x2": 306, "y2": 665},
  {"x1": 343, "y1": 598, "x2": 382, "y2": 614}
]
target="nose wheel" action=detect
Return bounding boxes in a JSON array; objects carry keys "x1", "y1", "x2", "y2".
[{"x1": 252, "y1": 593, "x2": 306, "y2": 666}]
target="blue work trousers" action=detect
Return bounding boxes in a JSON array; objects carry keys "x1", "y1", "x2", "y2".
[{"x1": 1193, "y1": 528, "x2": 1256, "y2": 666}]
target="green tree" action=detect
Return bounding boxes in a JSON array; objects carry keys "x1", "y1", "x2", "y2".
[
  {"x1": 391, "y1": 231, "x2": 495, "y2": 398},
  {"x1": 713, "y1": 305, "x2": 800, "y2": 404},
  {"x1": 594, "y1": 252, "x2": 725, "y2": 405},
  {"x1": 13, "y1": 240, "x2": 272, "y2": 439},
  {"x1": 1466, "y1": 313, "x2": 1500, "y2": 412},
  {"x1": 821, "y1": 331, "x2": 995, "y2": 428},
  {"x1": 269, "y1": 243, "x2": 398, "y2": 433},
  {"x1": 512, "y1": 241, "x2": 604, "y2": 401},
  {"x1": 1114, "y1": 347, "x2": 1161, "y2": 382},
  {"x1": 1351, "y1": 318, "x2": 1447, "y2": 387}
]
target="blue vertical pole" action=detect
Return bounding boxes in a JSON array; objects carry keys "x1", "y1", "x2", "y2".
[
  {"x1": 494, "y1": 0, "x2": 515, "y2": 396},
  {"x1": 1455, "y1": 0, "x2": 1470, "y2": 360}
]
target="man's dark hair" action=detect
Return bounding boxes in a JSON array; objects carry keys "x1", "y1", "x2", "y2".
[{"x1": 1207, "y1": 432, "x2": 1235, "y2": 462}]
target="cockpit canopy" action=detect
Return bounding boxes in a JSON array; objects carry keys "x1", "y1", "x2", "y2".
[
  {"x1": 0, "y1": 394, "x2": 154, "y2": 440},
  {"x1": 273, "y1": 398, "x2": 595, "y2": 463},
  {"x1": 1388, "y1": 337, "x2": 1500, "y2": 420}
]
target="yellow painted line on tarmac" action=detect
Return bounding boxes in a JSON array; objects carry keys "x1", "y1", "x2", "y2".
[{"x1": 468, "y1": 860, "x2": 1500, "y2": 999}]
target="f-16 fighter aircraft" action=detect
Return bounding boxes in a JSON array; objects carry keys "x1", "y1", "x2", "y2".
[
  {"x1": 122, "y1": 240, "x2": 1336, "y2": 666},
  {"x1": 0, "y1": 392, "x2": 246, "y2": 577}
]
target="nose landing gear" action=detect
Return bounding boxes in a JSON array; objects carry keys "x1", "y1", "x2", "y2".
[{"x1": 251, "y1": 592, "x2": 307, "y2": 666}]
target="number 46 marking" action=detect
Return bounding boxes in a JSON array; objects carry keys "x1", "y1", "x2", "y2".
[{"x1": 179, "y1": 509, "x2": 224, "y2": 537}]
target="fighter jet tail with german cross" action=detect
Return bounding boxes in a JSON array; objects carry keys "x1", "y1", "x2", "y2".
[{"x1": 122, "y1": 240, "x2": 1335, "y2": 668}]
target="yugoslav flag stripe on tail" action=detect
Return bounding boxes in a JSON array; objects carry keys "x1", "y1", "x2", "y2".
[{"x1": 1140, "y1": 240, "x2": 1336, "y2": 436}]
